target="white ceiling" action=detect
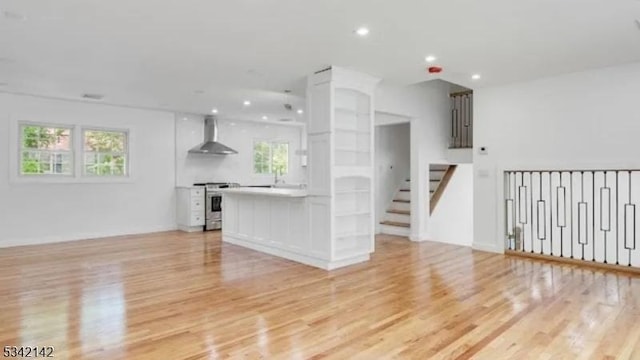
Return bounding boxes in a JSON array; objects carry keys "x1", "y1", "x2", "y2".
[{"x1": 1, "y1": 0, "x2": 639, "y2": 121}]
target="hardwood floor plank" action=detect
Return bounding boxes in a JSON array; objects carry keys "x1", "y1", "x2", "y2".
[{"x1": 1, "y1": 231, "x2": 640, "y2": 359}]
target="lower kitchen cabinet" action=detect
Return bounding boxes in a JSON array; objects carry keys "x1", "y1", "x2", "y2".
[{"x1": 176, "y1": 186, "x2": 205, "y2": 232}]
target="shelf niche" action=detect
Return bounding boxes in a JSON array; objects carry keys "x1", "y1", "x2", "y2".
[{"x1": 306, "y1": 66, "x2": 379, "y2": 268}]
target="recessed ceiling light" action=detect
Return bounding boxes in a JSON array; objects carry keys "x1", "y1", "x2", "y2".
[
  {"x1": 297, "y1": 109, "x2": 304, "y2": 115},
  {"x1": 262, "y1": 115, "x2": 268, "y2": 120},
  {"x1": 243, "y1": 100, "x2": 251, "y2": 106},
  {"x1": 425, "y1": 55, "x2": 437, "y2": 63},
  {"x1": 355, "y1": 27, "x2": 370, "y2": 36},
  {"x1": 211, "y1": 108, "x2": 218, "y2": 114},
  {"x1": 471, "y1": 74, "x2": 482, "y2": 80}
]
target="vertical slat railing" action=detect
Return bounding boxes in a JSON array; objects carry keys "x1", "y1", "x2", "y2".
[
  {"x1": 505, "y1": 170, "x2": 640, "y2": 269},
  {"x1": 450, "y1": 91, "x2": 473, "y2": 149}
]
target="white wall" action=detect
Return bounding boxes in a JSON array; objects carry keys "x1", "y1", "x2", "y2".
[
  {"x1": 175, "y1": 114, "x2": 306, "y2": 186},
  {"x1": 0, "y1": 93, "x2": 176, "y2": 248},
  {"x1": 429, "y1": 164, "x2": 474, "y2": 246},
  {"x1": 375, "y1": 122, "x2": 410, "y2": 230},
  {"x1": 473, "y1": 62, "x2": 640, "y2": 253},
  {"x1": 376, "y1": 80, "x2": 451, "y2": 241}
]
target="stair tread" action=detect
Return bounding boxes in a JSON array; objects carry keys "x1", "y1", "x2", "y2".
[
  {"x1": 380, "y1": 221, "x2": 410, "y2": 228},
  {"x1": 393, "y1": 199, "x2": 410, "y2": 203},
  {"x1": 387, "y1": 209, "x2": 410, "y2": 215}
]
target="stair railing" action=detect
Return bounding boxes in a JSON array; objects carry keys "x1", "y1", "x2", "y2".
[
  {"x1": 504, "y1": 169, "x2": 640, "y2": 272},
  {"x1": 450, "y1": 91, "x2": 473, "y2": 149}
]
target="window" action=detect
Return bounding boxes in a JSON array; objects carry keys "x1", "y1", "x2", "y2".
[
  {"x1": 253, "y1": 141, "x2": 289, "y2": 175},
  {"x1": 20, "y1": 124, "x2": 73, "y2": 176},
  {"x1": 82, "y1": 129, "x2": 128, "y2": 176}
]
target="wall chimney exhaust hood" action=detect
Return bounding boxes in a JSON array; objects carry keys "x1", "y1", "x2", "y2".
[{"x1": 188, "y1": 115, "x2": 238, "y2": 155}]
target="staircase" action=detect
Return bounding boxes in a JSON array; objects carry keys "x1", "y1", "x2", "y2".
[
  {"x1": 380, "y1": 179, "x2": 411, "y2": 236},
  {"x1": 430, "y1": 164, "x2": 457, "y2": 213},
  {"x1": 379, "y1": 165, "x2": 457, "y2": 237}
]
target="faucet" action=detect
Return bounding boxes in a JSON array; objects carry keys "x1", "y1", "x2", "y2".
[{"x1": 274, "y1": 167, "x2": 286, "y2": 185}]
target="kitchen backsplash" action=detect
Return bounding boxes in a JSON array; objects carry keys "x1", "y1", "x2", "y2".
[{"x1": 175, "y1": 113, "x2": 307, "y2": 186}]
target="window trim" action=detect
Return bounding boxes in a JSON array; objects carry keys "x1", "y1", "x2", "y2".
[
  {"x1": 252, "y1": 139, "x2": 290, "y2": 176},
  {"x1": 9, "y1": 118, "x2": 134, "y2": 184},
  {"x1": 16, "y1": 121, "x2": 76, "y2": 179},
  {"x1": 81, "y1": 127, "x2": 130, "y2": 178}
]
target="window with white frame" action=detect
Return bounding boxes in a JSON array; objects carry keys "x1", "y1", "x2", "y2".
[
  {"x1": 82, "y1": 129, "x2": 129, "y2": 176},
  {"x1": 20, "y1": 123, "x2": 73, "y2": 176},
  {"x1": 253, "y1": 141, "x2": 289, "y2": 175}
]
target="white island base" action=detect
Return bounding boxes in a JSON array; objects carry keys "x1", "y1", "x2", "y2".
[{"x1": 220, "y1": 188, "x2": 371, "y2": 270}]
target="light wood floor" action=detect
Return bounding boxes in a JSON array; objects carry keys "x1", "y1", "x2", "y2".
[{"x1": 1, "y1": 232, "x2": 640, "y2": 359}]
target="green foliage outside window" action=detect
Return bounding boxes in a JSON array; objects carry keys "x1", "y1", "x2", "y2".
[
  {"x1": 254, "y1": 141, "x2": 288, "y2": 175},
  {"x1": 84, "y1": 130, "x2": 128, "y2": 176},
  {"x1": 20, "y1": 125, "x2": 71, "y2": 175},
  {"x1": 19, "y1": 124, "x2": 129, "y2": 178}
]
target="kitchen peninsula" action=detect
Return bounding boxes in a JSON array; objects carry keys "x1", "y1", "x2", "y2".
[
  {"x1": 220, "y1": 187, "x2": 324, "y2": 266},
  {"x1": 221, "y1": 67, "x2": 379, "y2": 270}
]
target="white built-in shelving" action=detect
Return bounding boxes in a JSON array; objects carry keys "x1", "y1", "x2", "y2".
[{"x1": 307, "y1": 66, "x2": 379, "y2": 266}]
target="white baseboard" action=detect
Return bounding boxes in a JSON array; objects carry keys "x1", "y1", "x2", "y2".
[
  {"x1": 177, "y1": 225, "x2": 204, "y2": 233},
  {"x1": 381, "y1": 224, "x2": 411, "y2": 237},
  {"x1": 472, "y1": 241, "x2": 504, "y2": 254},
  {"x1": 427, "y1": 237, "x2": 473, "y2": 248},
  {"x1": 326, "y1": 254, "x2": 370, "y2": 270},
  {"x1": 409, "y1": 232, "x2": 429, "y2": 242},
  {"x1": 223, "y1": 233, "x2": 370, "y2": 270},
  {"x1": 0, "y1": 225, "x2": 178, "y2": 249}
]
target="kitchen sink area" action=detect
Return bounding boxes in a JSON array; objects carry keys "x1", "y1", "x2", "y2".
[{"x1": 246, "y1": 183, "x2": 307, "y2": 189}]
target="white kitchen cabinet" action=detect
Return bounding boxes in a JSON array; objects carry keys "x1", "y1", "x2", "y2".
[
  {"x1": 221, "y1": 189, "x2": 326, "y2": 267},
  {"x1": 218, "y1": 67, "x2": 379, "y2": 271},
  {"x1": 176, "y1": 186, "x2": 205, "y2": 232}
]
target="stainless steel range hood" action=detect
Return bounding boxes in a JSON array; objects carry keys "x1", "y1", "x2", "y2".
[{"x1": 188, "y1": 115, "x2": 238, "y2": 155}]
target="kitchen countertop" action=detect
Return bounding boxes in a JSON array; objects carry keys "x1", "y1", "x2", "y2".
[{"x1": 219, "y1": 187, "x2": 307, "y2": 198}]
